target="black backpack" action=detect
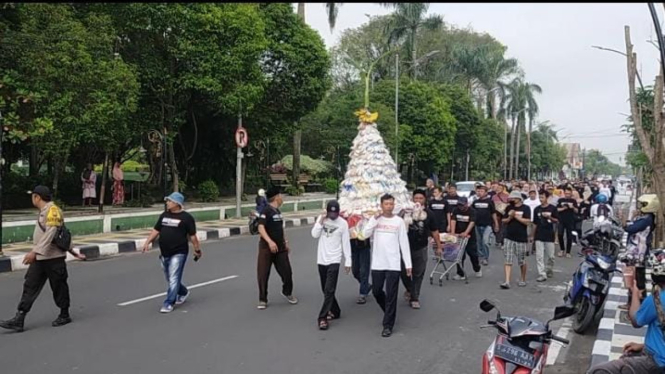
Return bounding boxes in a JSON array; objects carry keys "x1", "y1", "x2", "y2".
[
  {"x1": 37, "y1": 208, "x2": 72, "y2": 252},
  {"x1": 249, "y1": 216, "x2": 260, "y2": 235}
]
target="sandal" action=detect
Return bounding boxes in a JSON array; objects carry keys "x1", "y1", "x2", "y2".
[
  {"x1": 318, "y1": 320, "x2": 329, "y2": 330},
  {"x1": 327, "y1": 311, "x2": 338, "y2": 320}
]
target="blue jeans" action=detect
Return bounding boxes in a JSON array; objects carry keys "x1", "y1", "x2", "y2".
[
  {"x1": 351, "y1": 240, "x2": 371, "y2": 296},
  {"x1": 159, "y1": 253, "x2": 188, "y2": 307},
  {"x1": 476, "y1": 225, "x2": 492, "y2": 260}
]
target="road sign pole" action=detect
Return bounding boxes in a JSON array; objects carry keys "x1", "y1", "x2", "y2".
[{"x1": 236, "y1": 112, "x2": 243, "y2": 218}]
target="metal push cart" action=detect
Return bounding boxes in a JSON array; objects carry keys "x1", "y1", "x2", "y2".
[{"x1": 429, "y1": 236, "x2": 469, "y2": 286}]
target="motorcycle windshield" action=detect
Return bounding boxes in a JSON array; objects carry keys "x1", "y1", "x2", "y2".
[{"x1": 507, "y1": 317, "x2": 548, "y2": 337}]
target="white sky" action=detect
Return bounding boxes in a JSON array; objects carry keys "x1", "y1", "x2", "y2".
[{"x1": 296, "y1": 3, "x2": 663, "y2": 165}]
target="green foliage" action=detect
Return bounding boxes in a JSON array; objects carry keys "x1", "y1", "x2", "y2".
[
  {"x1": 197, "y1": 180, "x2": 219, "y2": 202},
  {"x1": 584, "y1": 149, "x2": 622, "y2": 178},
  {"x1": 284, "y1": 185, "x2": 304, "y2": 196},
  {"x1": 323, "y1": 178, "x2": 339, "y2": 195},
  {"x1": 279, "y1": 155, "x2": 334, "y2": 176}
]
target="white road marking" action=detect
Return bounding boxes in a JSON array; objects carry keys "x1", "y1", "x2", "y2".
[
  {"x1": 117, "y1": 275, "x2": 238, "y2": 306},
  {"x1": 546, "y1": 317, "x2": 573, "y2": 366}
]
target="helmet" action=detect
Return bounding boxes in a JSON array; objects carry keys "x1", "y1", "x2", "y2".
[
  {"x1": 649, "y1": 249, "x2": 665, "y2": 277},
  {"x1": 595, "y1": 194, "x2": 608, "y2": 204},
  {"x1": 639, "y1": 194, "x2": 660, "y2": 214},
  {"x1": 258, "y1": 189, "x2": 266, "y2": 197}
]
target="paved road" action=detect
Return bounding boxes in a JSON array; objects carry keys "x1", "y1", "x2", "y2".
[{"x1": 1, "y1": 225, "x2": 587, "y2": 374}]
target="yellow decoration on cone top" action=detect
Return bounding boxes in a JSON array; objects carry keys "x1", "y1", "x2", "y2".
[{"x1": 354, "y1": 108, "x2": 379, "y2": 124}]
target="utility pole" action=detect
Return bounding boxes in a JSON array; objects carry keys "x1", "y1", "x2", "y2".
[
  {"x1": 394, "y1": 53, "x2": 400, "y2": 168},
  {"x1": 236, "y1": 111, "x2": 243, "y2": 218}
]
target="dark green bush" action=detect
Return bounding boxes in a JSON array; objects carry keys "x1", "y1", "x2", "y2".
[{"x1": 198, "y1": 180, "x2": 219, "y2": 202}]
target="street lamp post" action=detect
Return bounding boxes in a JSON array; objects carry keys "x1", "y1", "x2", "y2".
[{"x1": 0, "y1": 110, "x2": 3, "y2": 255}]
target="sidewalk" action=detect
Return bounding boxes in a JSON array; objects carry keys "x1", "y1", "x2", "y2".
[
  {"x1": 3, "y1": 192, "x2": 333, "y2": 222},
  {"x1": 0, "y1": 210, "x2": 320, "y2": 274}
]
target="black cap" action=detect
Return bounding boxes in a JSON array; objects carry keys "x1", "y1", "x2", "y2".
[
  {"x1": 266, "y1": 186, "x2": 281, "y2": 200},
  {"x1": 413, "y1": 189, "x2": 427, "y2": 198},
  {"x1": 457, "y1": 196, "x2": 468, "y2": 205},
  {"x1": 29, "y1": 185, "x2": 52, "y2": 201},
  {"x1": 326, "y1": 200, "x2": 340, "y2": 214}
]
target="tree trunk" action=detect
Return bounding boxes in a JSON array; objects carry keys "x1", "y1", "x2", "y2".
[
  {"x1": 527, "y1": 117, "x2": 533, "y2": 181},
  {"x1": 29, "y1": 144, "x2": 38, "y2": 177},
  {"x1": 98, "y1": 152, "x2": 109, "y2": 213},
  {"x1": 509, "y1": 117, "x2": 516, "y2": 179},
  {"x1": 488, "y1": 91, "x2": 497, "y2": 119},
  {"x1": 168, "y1": 137, "x2": 179, "y2": 193},
  {"x1": 411, "y1": 27, "x2": 418, "y2": 80},
  {"x1": 514, "y1": 116, "x2": 523, "y2": 179}
]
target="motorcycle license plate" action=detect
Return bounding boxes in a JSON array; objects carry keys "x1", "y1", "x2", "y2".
[{"x1": 494, "y1": 343, "x2": 536, "y2": 369}]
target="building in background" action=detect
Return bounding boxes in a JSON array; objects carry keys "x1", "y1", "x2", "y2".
[{"x1": 561, "y1": 143, "x2": 582, "y2": 179}]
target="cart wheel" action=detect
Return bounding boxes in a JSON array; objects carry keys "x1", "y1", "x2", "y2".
[
  {"x1": 439, "y1": 279, "x2": 443, "y2": 287},
  {"x1": 445, "y1": 275, "x2": 449, "y2": 281},
  {"x1": 429, "y1": 277, "x2": 433, "y2": 285}
]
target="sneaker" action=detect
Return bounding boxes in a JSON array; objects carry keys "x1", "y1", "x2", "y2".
[
  {"x1": 566, "y1": 254, "x2": 572, "y2": 259},
  {"x1": 410, "y1": 301, "x2": 421, "y2": 309},
  {"x1": 160, "y1": 305, "x2": 174, "y2": 314},
  {"x1": 557, "y1": 251, "x2": 564, "y2": 257},
  {"x1": 257, "y1": 301, "x2": 268, "y2": 310},
  {"x1": 281, "y1": 292, "x2": 298, "y2": 305},
  {"x1": 546, "y1": 270, "x2": 554, "y2": 278},
  {"x1": 52, "y1": 315, "x2": 72, "y2": 327},
  {"x1": 500, "y1": 282, "x2": 510, "y2": 289},
  {"x1": 536, "y1": 276, "x2": 547, "y2": 282},
  {"x1": 518, "y1": 281, "x2": 527, "y2": 287},
  {"x1": 453, "y1": 274, "x2": 467, "y2": 281},
  {"x1": 357, "y1": 296, "x2": 367, "y2": 305},
  {"x1": 481, "y1": 259, "x2": 489, "y2": 266},
  {"x1": 175, "y1": 290, "x2": 190, "y2": 306},
  {"x1": 475, "y1": 270, "x2": 483, "y2": 278},
  {"x1": 381, "y1": 327, "x2": 393, "y2": 337},
  {"x1": 403, "y1": 291, "x2": 411, "y2": 302}
]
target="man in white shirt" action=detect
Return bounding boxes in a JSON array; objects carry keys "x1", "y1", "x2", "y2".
[
  {"x1": 362, "y1": 194, "x2": 412, "y2": 338},
  {"x1": 524, "y1": 189, "x2": 540, "y2": 255},
  {"x1": 311, "y1": 200, "x2": 352, "y2": 331},
  {"x1": 599, "y1": 181, "x2": 612, "y2": 201}
]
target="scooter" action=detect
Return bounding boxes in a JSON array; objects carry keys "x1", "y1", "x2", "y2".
[
  {"x1": 480, "y1": 300, "x2": 574, "y2": 374},
  {"x1": 564, "y1": 227, "x2": 621, "y2": 334}
]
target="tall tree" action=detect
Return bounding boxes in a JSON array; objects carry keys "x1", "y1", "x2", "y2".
[{"x1": 383, "y1": 3, "x2": 443, "y2": 80}]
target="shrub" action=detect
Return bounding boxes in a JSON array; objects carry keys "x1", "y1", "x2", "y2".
[
  {"x1": 178, "y1": 179, "x2": 187, "y2": 194},
  {"x1": 284, "y1": 185, "x2": 304, "y2": 196},
  {"x1": 323, "y1": 178, "x2": 339, "y2": 195},
  {"x1": 198, "y1": 180, "x2": 219, "y2": 202}
]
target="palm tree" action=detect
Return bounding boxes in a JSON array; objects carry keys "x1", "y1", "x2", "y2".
[
  {"x1": 293, "y1": 3, "x2": 342, "y2": 189},
  {"x1": 501, "y1": 78, "x2": 542, "y2": 179},
  {"x1": 383, "y1": 3, "x2": 443, "y2": 80},
  {"x1": 476, "y1": 48, "x2": 520, "y2": 119}
]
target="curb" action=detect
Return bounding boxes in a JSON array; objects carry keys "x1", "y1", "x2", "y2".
[{"x1": 0, "y1": 216, "x2": 317, "y2": 274}]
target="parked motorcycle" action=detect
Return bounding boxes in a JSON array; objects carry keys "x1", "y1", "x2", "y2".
[
  {"x1": 579, "y1": 215, "x2": 624, "y2": 257},
  {"x1": 480, "y1": 300, "x2": 574, "y2": 374},
  {"x1": 564, "y1": 238, "x2": 621, "y2": 334}
]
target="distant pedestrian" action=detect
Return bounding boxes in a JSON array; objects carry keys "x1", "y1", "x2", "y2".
[
  {"x1": 492, "y1": 183, "x2": 510, "y2": 247},
  {"x1": 500, "y1": 191, "x2": 532, "y2": 289},
  {"x1": 472, "y1": 185, "x2": 497, "y2": 266},
  {"x1": 532, "y1": 191, "x2": 559, "y2": 282},
  {"x1": 556, "y1": 188, "x2": 579, "y2": 258},
  {"x1": 362, "y1": 194, "x2": 412, "y2": 338},
  {"x1": 255, "y1": 189, "x2": 267, "y2": 214},
  {"x1": 0, "y1": 186, "x2": 85, "y2": 333},
  {"x1": 256, "y1": 187, "x2": 297, "y2": 309},
  {"x1": 311, "y1": 200, "x2": 352, "y2": 330},
  {"x1": 425, "y1": 178, "x2": 436, "y2": 201},
  {"x1": 112, "y1": 161, "x2": 125, "y2": 206},
  {"x1": 81, "y1": 163, "x2": 97, "y2": 207},
  {"x1": 142, "y1": 192, "x2": 200, "y2": 313}
]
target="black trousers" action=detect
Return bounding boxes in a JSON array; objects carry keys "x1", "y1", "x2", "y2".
[
  {"x1": 372, "y1": 270, "x2": 400, "y2": 329},
  {"x1": 257, "y1": 241, "x2": 294, "y2": 302},
  {"x1": 400, "y1": 247, "x2": 427, "y2": 302},
  {"x1": 318, "y1": 264, "x2": 341, "y2": 321},
  {"x1": 458, "y1": 238, "x2": 481, "y2": 276},
  {"x1": 351, "y1": 240, "x2": 372, "y2": 296},
  {"x1": 558, "y1": 220, "x2": 575, "y2": 254},
  {"x1": 18, "y1": 257, "x2": 70, "y2": 314}
]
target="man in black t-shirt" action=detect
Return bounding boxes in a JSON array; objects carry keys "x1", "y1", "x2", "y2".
[
  {"x1": 401, "y1": 190, "x2": 441, "y2": 309},
  {"x1": 142, "y1": 192, "x2": 201, "y2": 314},
  {"x1": 445, "y1": 184, "x2": 460, "y2": 232},
  {"x1": 429, "y1": 187, "x2": 448, "y2": 233},
  {"x1": 501, "y1": 191, "x2": 532, "y2": 289},
  {"x1": 556, "y1": 188, "x2": 579, "y2": 258},
  {"x1": 451, "y1": 197, "x2": 482, "y2": 280},
  {"x1": 472, "y1": 185, "x2": 497, "y2": 266},
  {"x1": 256, "y1": 187, "x2": 297, "y2": 310},
  {"x1": 532, "y1": 191, "x2": 559, "y2": 282}
]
